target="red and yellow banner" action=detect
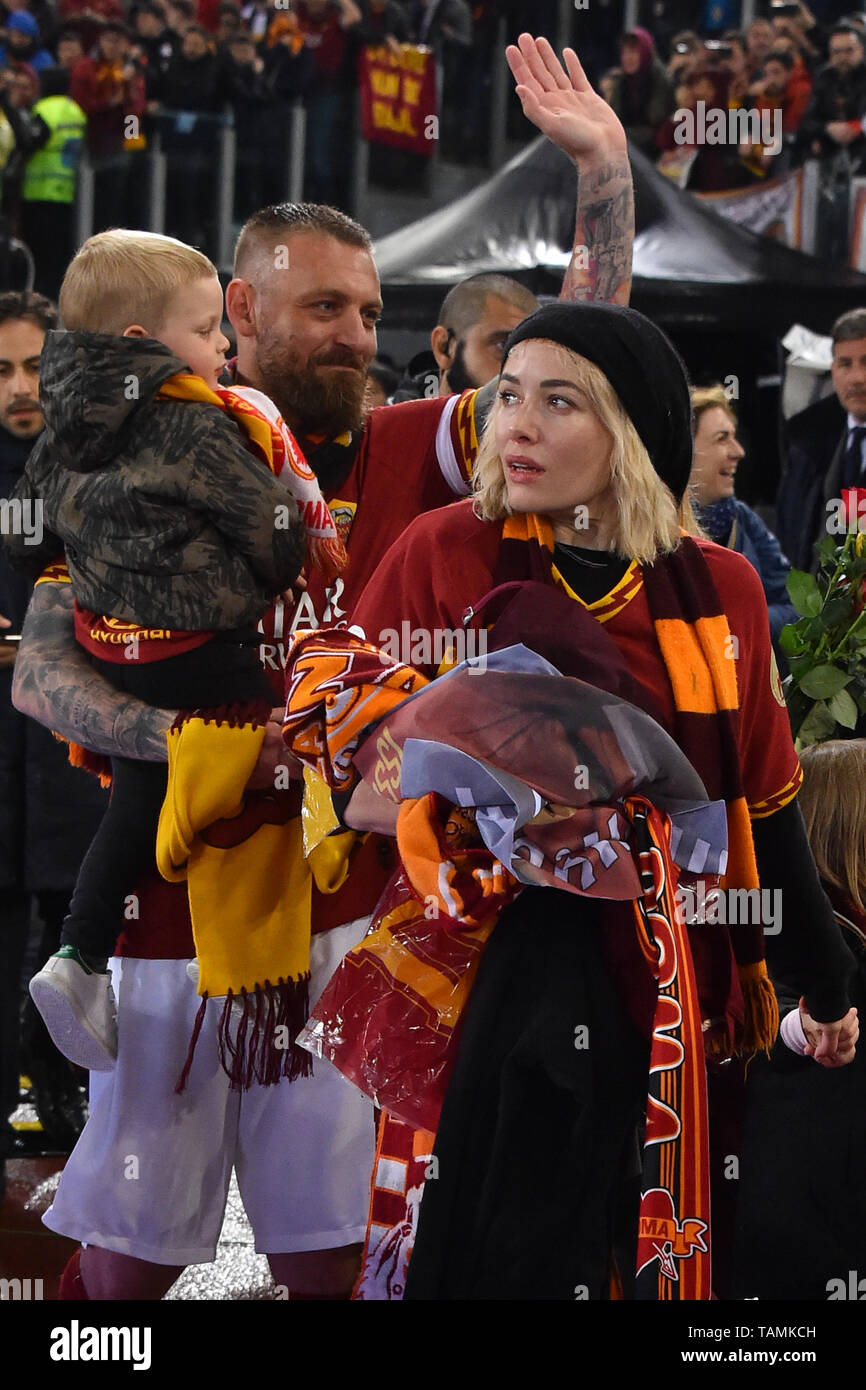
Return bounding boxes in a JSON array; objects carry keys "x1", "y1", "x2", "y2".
[{"x1": 358, "y1": 43, "x2": 437, "y2": 157}]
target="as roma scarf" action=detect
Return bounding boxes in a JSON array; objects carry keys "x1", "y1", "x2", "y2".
[{"x1": 156, "y1": 374, "x2": 347, "y2": 582}]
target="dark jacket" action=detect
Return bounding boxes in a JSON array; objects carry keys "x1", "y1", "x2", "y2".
[
  {"x1": 776, "y1": 392, "x2": 846, "y2": 573},
  {"x1": 696, "y1": 496, "x2": 797, "y2": 651},
  {"x1": 609, "y1": 60, "x2": 675, "y2": 157},
  {"x1": 729, "y1": 499, "x2": 798, "y2": 648},
  {"x1": 408, "y1": 0, "x2": 471, "y2": 53},
  {"x1": 152, "y1": 49, "x2": 225, "y2": 114},
  {"x1": 4, "y1": 332, "x2": 304, "y2": 630},
  {"x1": 0, "y1": 421, "x2": 106, "y2": 892},
  {"x1": 355, "y1": 0, "x2": 410, "y2": 45},
  {"x1": 797, "y1": 58, "x2": 866, "y2": 169}
]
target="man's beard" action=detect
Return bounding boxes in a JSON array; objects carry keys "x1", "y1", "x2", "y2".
[
  {"x1": 251, "y1": 334, "x2": 369, "y2": 439},
  {"x1": 445, "y1": 338, "x2": 476, "y2": 396}
]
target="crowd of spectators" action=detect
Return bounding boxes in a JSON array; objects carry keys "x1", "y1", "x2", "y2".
[
  {"x1": 598, "y1": 3, "x2": 866, "y2": 258},
  {"x1": 0, "y1": 0, "x2": 494, "y2": 281},
  {"x1": 0, "y1": 1, "x2": 864, "y2": 287}
]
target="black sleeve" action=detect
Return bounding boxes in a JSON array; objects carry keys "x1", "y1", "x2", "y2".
[
  {"x1": 0, "y1": 97, "x2": 50, "y2": 158},
  {"x1": 753, "y1": 798, "x2": 855, "y2": 1022}
]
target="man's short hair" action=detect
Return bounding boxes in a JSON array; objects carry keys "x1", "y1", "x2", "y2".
[
  {"x1": 59, "y1": 230, "x2": 217, "y2": 334},
  {"x1": 765, "y1": 48, "x2": 795, "y2": 68},
  {"x1": 832, "y1": 308, "x2": 866, "y2": 344},
  {"x1": 0, "y1": 290, "x2": 58, "y2": 334},
  {"x1": 233, "y1": 203, "x2": 373, "y2": 278},
  {"x1": 101, "y1": 20, "x2": 132, "y2": 38},
  {"x1": 830, "y1": 22, "x2": 865, "y2": 44},
  {"x1": 436, "y1": 274, "x2": 538, "y2": 340}
]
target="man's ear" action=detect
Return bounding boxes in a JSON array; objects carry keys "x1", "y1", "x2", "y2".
[
  {"x1": 122, "y1": 325, "x2": 149, "y2": 338},
  {"x1": 431, "y1": 325, "x2": 454, "y2": 372},
  {"x1": 225, "y1": 278, "x2": 258, "y2": 339}
]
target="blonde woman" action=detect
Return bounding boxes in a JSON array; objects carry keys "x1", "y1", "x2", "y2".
[
  {"x1": 349, "y1": 301, "x2": 855, "y2": 1300},
  {"x1": 689, "y1": 384, "x2": 797, "y2": 653}
]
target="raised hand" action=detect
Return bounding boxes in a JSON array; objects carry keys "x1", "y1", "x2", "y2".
[{"x1": 506, "y1": 33, "x2": 626, "y2": 165}]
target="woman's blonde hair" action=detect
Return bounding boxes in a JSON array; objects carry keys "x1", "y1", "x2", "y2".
[
  {"x1": 690, "y1": 382, "x2": 737, "y2": 432},
  {"x1": 472, "y1": 341, "x2": 684, "y2": 564},
  {"x1": 684, "y1": 383, "x2": 738, "y2": 541},
  {"x1": 59, "y1": 229, "x2": 218, "y2": 335},
  {"x1": 799, "y1": 739, "x2": 866, "y2": 915}
]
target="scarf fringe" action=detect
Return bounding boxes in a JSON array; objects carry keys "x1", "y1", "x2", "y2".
[
  {"x1": 175, "y1": 978, "x2": 313, "y2": 1092},
  {"x1": 175, "y1": 993, "x2": 209, "y2": 1094},
  {"x1": 736, "y1": 962, "x2": 780, "y2": 1054},
  {"x1": 215, "y1": 975, "x2": 313, "y2": 1091},
  {"x1": 308, "y1": 535, "x2": 348, "y2": 585},
  {"x1": 170, "y1": 700, "x2": 272, "y2": 734},
  {"x1": 54, "y1": 733, "x2": 113, "y2": 787}
]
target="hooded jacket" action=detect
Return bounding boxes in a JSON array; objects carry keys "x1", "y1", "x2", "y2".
[
  {"x1": 0, "y1": 12, "x2": 55, "y2": 72},
  {"x1": 4, "y1": 331, "x2": 304, "y2": 630}
]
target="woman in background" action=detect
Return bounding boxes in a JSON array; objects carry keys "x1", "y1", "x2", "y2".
[
  {"x1": 689, "y1": 384, "x2": 797, "y2": 658},
  {"x1": 607, "y1": 27, "x2": 674, "y2": 155}
]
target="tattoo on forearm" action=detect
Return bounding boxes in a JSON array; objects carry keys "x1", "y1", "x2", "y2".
[
  {"x1": 561, "y1": 157, "x2": 634, "y2": 306},
  {"x1": 11, "y1": 584, "x2": 173, "y2": 761}
]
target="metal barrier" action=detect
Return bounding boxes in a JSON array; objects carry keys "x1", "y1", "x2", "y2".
[{"x1": 73, "y1": 100, "x2": 307, "y2": 271}]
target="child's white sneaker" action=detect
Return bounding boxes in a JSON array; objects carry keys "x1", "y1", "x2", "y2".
[{"x1": 29, "y1": 946, "x2": 117, "y2": 1072}]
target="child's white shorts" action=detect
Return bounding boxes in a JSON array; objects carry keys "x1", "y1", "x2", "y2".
[{"x1": 43, "y1": 917, "x2": 375, "y2": 1266}]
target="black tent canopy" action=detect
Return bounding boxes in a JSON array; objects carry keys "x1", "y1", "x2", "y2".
[{"x1": 374, "y1": 137, "x2": 866, "y2": 337}]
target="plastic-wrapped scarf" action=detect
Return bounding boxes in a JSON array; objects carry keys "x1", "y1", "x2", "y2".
[{"x1": 282, "y1": 630, "x2": 727, "y2": 1301}]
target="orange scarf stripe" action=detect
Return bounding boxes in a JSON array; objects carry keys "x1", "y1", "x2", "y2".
[
  {"x1": 721, "y1": 796, "x2": 760, "y2": 892},
  {"x1": 653, "y1": 616, "x2": 738, "y2": 714}
]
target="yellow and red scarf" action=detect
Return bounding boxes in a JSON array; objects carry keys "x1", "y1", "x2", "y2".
[{"x1": 157, "y1": 373, "x2": 347, "y2": 583}]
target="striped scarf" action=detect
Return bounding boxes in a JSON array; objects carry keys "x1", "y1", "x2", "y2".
[{"x1": 156, "y1": 374, "x2": 348, "y2": 582}]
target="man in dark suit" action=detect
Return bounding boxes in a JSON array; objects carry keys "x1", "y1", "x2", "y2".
[{"x1": 777, "y1": 307, "x2": 866, "y2": 571}]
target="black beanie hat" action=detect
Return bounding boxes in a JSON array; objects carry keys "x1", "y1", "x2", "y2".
[{"x1": 500, "y1": 302, "x2": 694, "y2": 504}]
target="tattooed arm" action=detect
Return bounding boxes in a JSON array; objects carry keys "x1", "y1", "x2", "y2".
[
  {"x1": 506, "y1": 34, "x2": 633, "y2": 305},
  {"x1": 11, "y1": 581, "x2": 174, "y2": 760}
]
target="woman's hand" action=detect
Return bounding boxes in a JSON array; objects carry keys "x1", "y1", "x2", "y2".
[
  {"x1": 798, "y1": 998, "x2": 859, "y2": 1067},
  {"x1": 506, "y1": 33, "x2": 627, "y2": 165}
]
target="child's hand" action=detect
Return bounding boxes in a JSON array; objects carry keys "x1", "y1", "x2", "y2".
[{"x1": 280, "y1": 568, "x2": 308, "y2": 610}]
